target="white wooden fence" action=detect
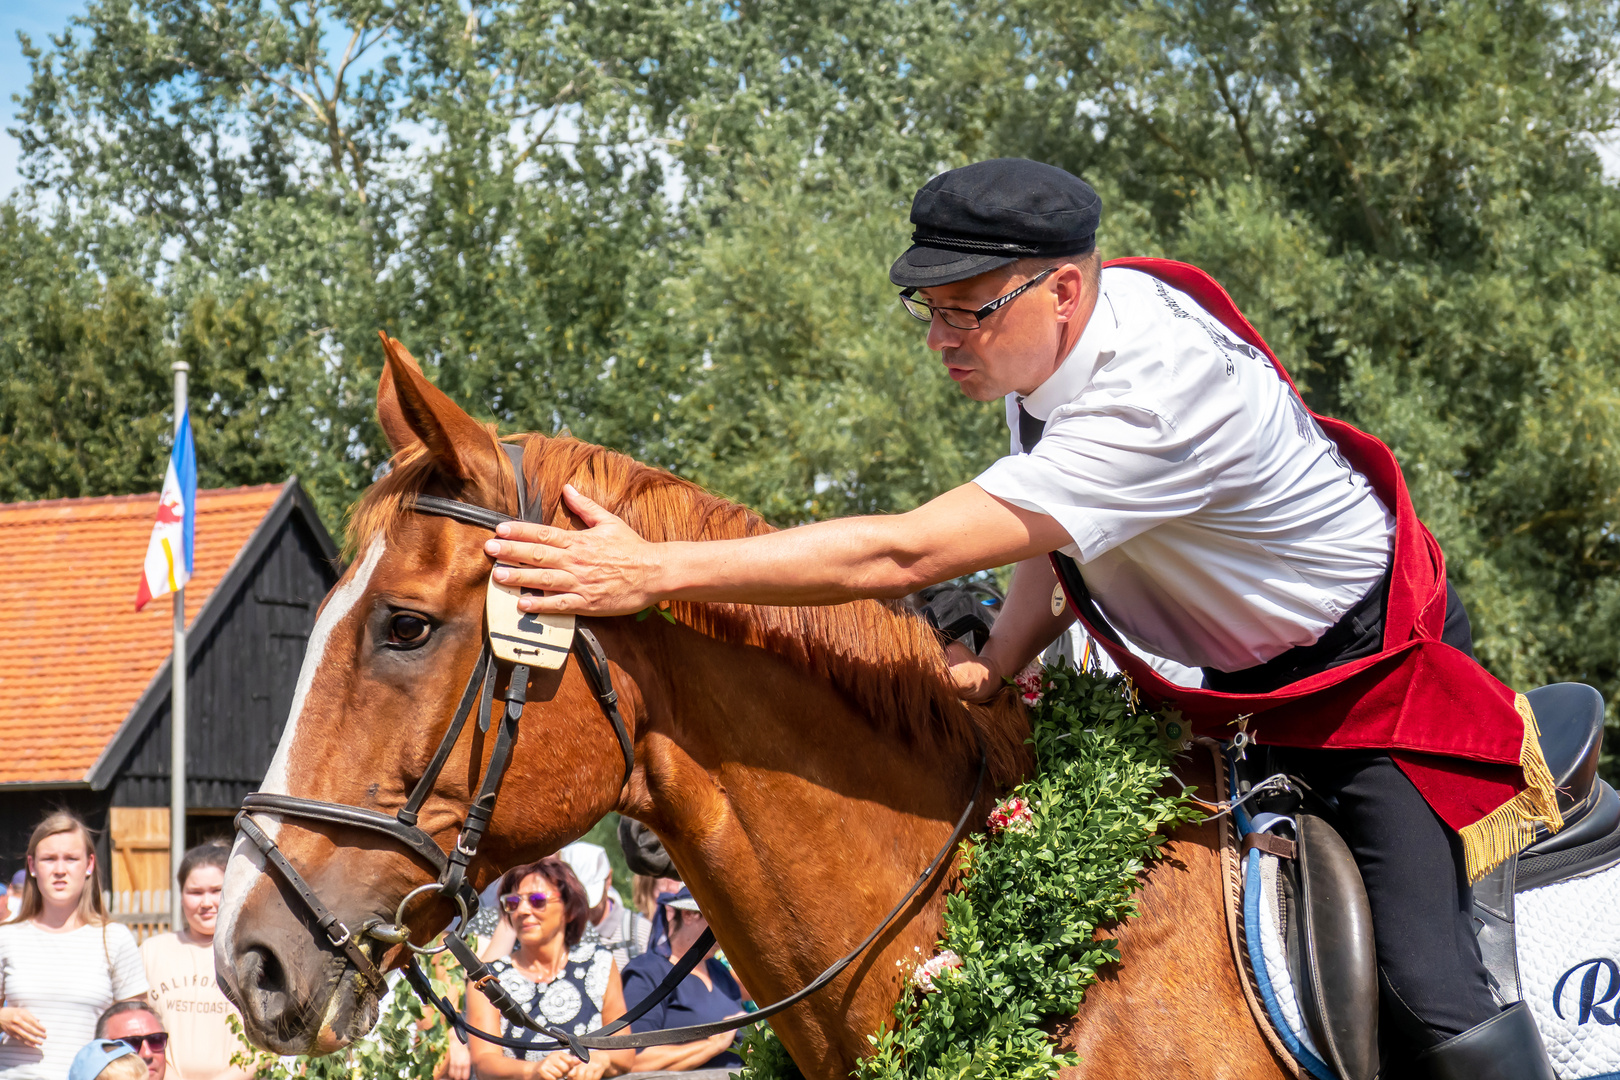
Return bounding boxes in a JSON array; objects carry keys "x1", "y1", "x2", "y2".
[{"x1": 105, "y1": 890, "x2": 172, "y2": 944}]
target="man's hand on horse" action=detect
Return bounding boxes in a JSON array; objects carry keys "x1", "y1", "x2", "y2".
[
  {"x1": 946, "y1": 640, "x2": 1002, "y2": 703},
  {"x1": 486, "y1": 485, "x2": 661, "y2": 616}
]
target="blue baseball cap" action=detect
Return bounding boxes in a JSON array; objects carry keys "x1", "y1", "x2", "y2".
[
  {"x1": 68, "y1": 1040, "x2": 138, "y2": 1080},
  {"x1": 656, "y1": 886, "x2": 701, "y2": 913}
]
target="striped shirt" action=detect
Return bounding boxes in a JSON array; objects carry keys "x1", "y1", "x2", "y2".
[{"x1": 0, "y1": 921, "x2": 148, "y2": 1080}]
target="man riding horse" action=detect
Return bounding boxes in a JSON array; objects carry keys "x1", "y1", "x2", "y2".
[{"x1": 484, "y1": 158, "x2": 1559, "y2": 1079}]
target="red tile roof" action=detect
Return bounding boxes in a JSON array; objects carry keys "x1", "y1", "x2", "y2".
[{"x1": 0, "y1": 484, "x2": 288, "y2": 785}]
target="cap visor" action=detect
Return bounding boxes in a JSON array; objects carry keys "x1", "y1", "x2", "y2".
[{"x1": 889, "y1": 245, "x2": 1016, "y2": 289}]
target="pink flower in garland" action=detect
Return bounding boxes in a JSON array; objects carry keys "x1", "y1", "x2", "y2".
[
  {"x1": 911, "y1": 949, "x2": 962, "y2": 992},
  {"x1": 987, "y1": 795, "x2": 1034, "y2": 835},
  {"x1": 1013, "y1": 666, "x2": 1045, "y2": 705}
]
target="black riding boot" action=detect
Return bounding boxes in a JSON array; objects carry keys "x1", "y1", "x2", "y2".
[{"x1": 1415, "y1": 1002, "x2": 1556, "y2": 1080}]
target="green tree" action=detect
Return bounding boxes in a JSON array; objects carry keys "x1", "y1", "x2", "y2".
[
  {"x1": 0, "y1": 209, "x2": 344, "y2": 511},
  {"x1": 9, "y1": 0, "x2": 988, "y2": 524},
  {"x1": 942, "y1": 0, "x2": 1620, "y2": 750},
  {"x1": 603, "y1": 169, "x2": 1004, "y2": 522},
  {"x1": 0, "y1": 209, "x2": 172, "y2": 501},
  {"x1": 9, "y1": 0, "x2": 1620, "y2": 758}
]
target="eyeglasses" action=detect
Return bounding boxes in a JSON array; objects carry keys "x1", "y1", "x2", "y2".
[
  {"x1": 118, "y1": 1034, "x2": 169, "y2": 1054},
  {"x1": 898, "y1": 268, "x2": 1056, "y2": 330},
  {"x1": 500, "y1": 891, "x2": 555, "y2": 913}
]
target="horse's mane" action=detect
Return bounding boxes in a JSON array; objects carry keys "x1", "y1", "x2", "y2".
[{"x1": 349, "y1": 432, "x2": 1031, "y2": 787}]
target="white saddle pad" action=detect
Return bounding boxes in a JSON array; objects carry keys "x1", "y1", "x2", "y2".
[{"x1": 1516, "y1": 859, "x2": 1620, "y2": 1079}]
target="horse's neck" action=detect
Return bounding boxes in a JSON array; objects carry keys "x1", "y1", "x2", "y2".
[
  {"x1": 620, "y1": 624, "x2": 980, "y2": 1078},
  {"x1": 608, "y1": 627, "x2": 1286, "y2": 1080}
]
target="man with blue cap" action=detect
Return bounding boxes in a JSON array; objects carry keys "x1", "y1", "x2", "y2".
[{"x1": 484, "y1": 158, "x2": 1559, "y2": 1079}]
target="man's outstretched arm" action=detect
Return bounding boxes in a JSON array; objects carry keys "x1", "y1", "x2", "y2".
[{"x1": 484, "y1": 481, "x2": 1073, "y2": 616}]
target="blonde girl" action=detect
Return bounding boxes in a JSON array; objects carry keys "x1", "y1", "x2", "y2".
[{"x1": 0, "y1": 813, "x2": 147, "y2": 1080}]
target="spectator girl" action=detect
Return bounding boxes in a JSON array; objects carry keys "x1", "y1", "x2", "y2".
[
  {"x1": 0, "y1": 812, "x2": 147, "y2": 1080},
  {"x1": 619, "y1": 889, "x2": 745, "y2": 1073},
  {"x1": 464, "y1": 858, "x2": 633, "y2": 1080},
  {"x1": 138, "y1": 842, "x2": 248, "y2": 1080}
]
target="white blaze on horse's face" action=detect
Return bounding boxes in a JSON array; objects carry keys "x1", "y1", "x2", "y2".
[{"x1": 217, "y1": 536, "x2": 387, "y2": 969}]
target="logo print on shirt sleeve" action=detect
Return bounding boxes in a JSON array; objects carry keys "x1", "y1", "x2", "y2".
[{"x1": 1153, "y1": 280, "x2": 1259, "y2": 376}]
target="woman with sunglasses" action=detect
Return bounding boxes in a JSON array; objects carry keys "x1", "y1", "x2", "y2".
[
  {"x1": 465, "y1": 858, "x2": 633, "y2": 1080},
  {"x1": 0, "y1": 812, "x2": 147, "y2": 1080}
]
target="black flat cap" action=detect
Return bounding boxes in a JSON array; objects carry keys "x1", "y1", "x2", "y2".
[{"x1": 890, "y1": 158, "x2": 1102, "y2": 289}]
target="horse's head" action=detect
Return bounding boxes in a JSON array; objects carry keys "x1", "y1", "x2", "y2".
[{"x1": 217, "y1": 339, "x2": 635, "y2": 1053}]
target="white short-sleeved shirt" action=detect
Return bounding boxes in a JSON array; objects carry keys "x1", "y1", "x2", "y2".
[
  {"x1": 0, "y1": 920, "x2": 149, "y2": 1080},
  {"x1": 975, "y1": 267, "x2": 1395, "y2": 672}
]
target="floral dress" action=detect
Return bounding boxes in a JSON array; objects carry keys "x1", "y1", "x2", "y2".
[{"x1": 490, "y1": 937, "x2": 616, "y2": 1059}]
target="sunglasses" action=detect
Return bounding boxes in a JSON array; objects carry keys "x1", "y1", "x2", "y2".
[
  {"x1": 500, "y1": 891, "x2": 555, "y2": 913},
  {"x1": 118, "y1": 1034, "x2": 169, "y2": 1054}
]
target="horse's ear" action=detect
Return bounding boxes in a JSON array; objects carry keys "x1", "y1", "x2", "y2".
[
  {"x1": 376, "y1": 346, "x2": 419, "y2": 454},
  {"x1": 375, "y1": 333, "x2": 498, "y2": 483}
]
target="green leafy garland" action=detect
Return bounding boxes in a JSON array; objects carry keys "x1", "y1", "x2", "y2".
[{"x1": 740, "y1": 663, "x2": 1203, "y2": 1080}]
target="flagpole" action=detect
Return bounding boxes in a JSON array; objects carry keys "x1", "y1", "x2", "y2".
[{"x1": 170, "y1": 360, "x2": 189, "y2": 934}]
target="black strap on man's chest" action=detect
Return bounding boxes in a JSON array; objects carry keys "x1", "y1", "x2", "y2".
[
  {"x1": 1018, "y1": 403, "x2": 1126, "y2": 650},
  {"x1": 1017, "y1": 402, "x2": 1046, "y2": 455}
]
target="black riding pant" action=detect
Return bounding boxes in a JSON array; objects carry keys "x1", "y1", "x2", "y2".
[{"x1": 1206, "y1": 579, "x2": 1499, "y2": 1048}]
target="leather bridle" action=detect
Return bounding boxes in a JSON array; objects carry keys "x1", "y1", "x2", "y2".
[{"x1": 233, "y1": 440, "x2": 986, "y2": 1061}]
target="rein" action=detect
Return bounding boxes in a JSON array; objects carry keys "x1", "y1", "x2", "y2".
[{"x1": 233, "y1": 440, "x2": 986, "y2": 1061}]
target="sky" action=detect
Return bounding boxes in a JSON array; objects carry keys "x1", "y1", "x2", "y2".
[{"x1": 0, "y1": 0, "x2": 89, "y2": 194}]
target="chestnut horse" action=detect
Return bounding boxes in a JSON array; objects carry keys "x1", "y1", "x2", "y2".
[{"x1": 216, "y1": 343, "x2": 1288, "y2": 1080}]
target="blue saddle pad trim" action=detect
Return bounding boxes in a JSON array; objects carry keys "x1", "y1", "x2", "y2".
[
  {"x1": 1238, "y1": 773, "x2": 1336, "y2": 1080},
  {"x1": 1244, "y1": 848, "x2": 1335, "y2": 1080}
]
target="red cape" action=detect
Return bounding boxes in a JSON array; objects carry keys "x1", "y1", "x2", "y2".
[{"x1": 1053, "y1": 258, "x2": 1560, "y2": 880}]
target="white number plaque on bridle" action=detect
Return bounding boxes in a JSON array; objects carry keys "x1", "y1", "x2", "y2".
[{"x1": 486, "y1": 570, "x2": 575, "y2": 669}]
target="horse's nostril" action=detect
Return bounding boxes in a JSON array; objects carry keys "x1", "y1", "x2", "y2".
[{"x1": 239, "y1": 944, "x2": 292, "y2": 1028}]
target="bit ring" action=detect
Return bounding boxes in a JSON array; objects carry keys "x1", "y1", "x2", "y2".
[{"x1": 393, "y1": 883, "x2": 472, "y2": 956}]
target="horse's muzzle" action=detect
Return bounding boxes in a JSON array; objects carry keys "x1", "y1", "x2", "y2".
[{"x1": 225, "y1": 924, "x2": 382, "y2": 1054}]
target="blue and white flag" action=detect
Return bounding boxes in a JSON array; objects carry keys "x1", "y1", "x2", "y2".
[{"x1": 135, "y1": 408, "x2": 197, "y2": 611}]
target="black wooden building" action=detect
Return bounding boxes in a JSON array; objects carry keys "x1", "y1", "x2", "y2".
[{"x1": 0, "y1": 479, "x2": 341, "y2": 893}]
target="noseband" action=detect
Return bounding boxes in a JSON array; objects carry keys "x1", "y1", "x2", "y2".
[{"x1": 233, "y1": 440, "x2": 986, "y2": 1061}]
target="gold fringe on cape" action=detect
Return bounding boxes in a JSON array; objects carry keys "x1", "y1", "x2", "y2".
[{"x1": 1458, "y1": 693, "x2": 1564, "y2": 882}]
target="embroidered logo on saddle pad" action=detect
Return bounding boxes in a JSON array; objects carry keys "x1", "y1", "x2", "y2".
[{"x1": 1518, "y1": 865, "x2": 1620, "y2": 1077}]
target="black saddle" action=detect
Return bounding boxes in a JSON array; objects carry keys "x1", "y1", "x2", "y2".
[
  {"x1": 1236, "y1": 682, "x2": 1617, "y2": 1078},
  {"x1": 1525, "y1": 682, "x2": 1605, "y2": 821}
]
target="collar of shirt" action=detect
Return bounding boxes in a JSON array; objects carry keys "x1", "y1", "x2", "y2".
[
  {"x1": 592, "y1": 893, "x2": 624, "y2": 937},
  {"x1": 1017, "y1": 286, "x2": 1119, "y2": 423}
]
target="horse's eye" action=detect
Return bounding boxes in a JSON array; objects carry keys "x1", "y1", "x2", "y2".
[{"x1": 387, "y1": 612, "x2": 433, "y2": 648}]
